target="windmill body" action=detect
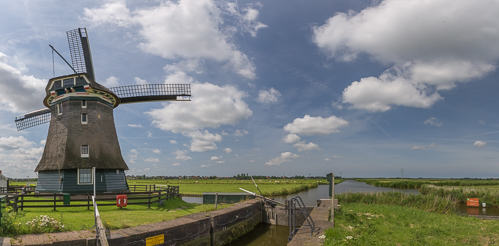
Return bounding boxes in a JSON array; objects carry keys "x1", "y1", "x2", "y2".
[{"x1": 16, "y1": 28, "x2": 191, "y2": 194}]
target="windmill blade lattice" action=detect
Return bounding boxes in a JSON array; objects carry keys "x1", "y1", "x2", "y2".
[
  {"x1": 15, "y1": 108, "x2": 51, "y2": 131},
  {"x1": 109, "y1": 84, "x2": 191, "y2": 104}
]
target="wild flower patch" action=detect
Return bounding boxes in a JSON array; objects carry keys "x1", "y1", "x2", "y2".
[{"x1": 25, "y1": 215, "x2": 65, "y2": 234}]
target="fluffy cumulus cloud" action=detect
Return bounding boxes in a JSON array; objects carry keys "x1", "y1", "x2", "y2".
[
  {"x1": 474, "y1": 141, "x2": 486, "y2": 147},
  {"x1": 294, "y1": 141, "x2": 321, "y2": 152},
  {"x1": 148, "y1": 83, "x2": 252, "y2": 132},
  {"x1": 257, "y1": 88, "x2": 281, "y2": 104},
  {"x1": 410, "y1": 146, "x2": 426, "y2": 150},
  {"x1": 265, "y1": 152, "x2": 299, "y2": 166},
  {"x1": 224, "y1": 148, "x2": 233, "y2": 153},
  {"x1": 147, "y1": 83, "x2": 252, "y2": 152},
  {"x1": 283, "y1": 115, "x2": 348, "y2": 135},
  {"x1": 313, "y1": 0, "x2": 499, "y2": 111},
  {"x1": 283, "y1": 134, "x2": 300, "y2": 144},
  {"x1": 184, "y1": 130, "x2": 222, "y2": 152},
  {"x1": 173, "y1": 150, "x2": 192, "y2": 161},
  {"x1": 0, "y1": 53, "x2": 46, "y2": 113},
  {"x1": 0, "y1": 136, "x2": 34, "y2": 150},
  {"x1": 84, "y1": 0, "x2": 265, "y2": 79}
]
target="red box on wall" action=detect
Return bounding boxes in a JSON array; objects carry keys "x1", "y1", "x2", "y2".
[{"x1": 117, "y1": 194, "x2": 127, "y2": 207}]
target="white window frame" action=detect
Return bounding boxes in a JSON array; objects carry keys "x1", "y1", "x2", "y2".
[
  {"x1": 77, "y1": 168, "x2": 93, "y2": 185},
  {"x1": 81, "y1": 145, "x2": 89, "y2": 158},
  {"x1": 81, "y1": 113, "x2": 88, "y2": 124},
  {"x1": 82, "y1": 100, "x2": 87, "y2": 108}
]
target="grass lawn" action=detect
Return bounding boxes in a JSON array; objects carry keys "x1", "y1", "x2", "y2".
[
  {"x1": 3, "y1": 198, "x2": 232, "y2": 236},
  {"x1": 325, "y1": 203, "x2": 499, "y2": 245}
]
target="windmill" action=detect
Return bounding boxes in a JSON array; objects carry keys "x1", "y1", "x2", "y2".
[{"x1": 15, "y1": 28, "x2": 191, "y2": 193}]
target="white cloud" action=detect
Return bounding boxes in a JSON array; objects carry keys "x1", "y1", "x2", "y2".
[
  {"x1": 474, "y1": 141, "x2": 486, "y2": 147},
  {"x1": 40, "y1": 140, "x2": 46, "y2": 146},
  {"x1": 127, "y1": 124, "x2": 143, "y2": 128},
  {"x1": 424, "y1": 117, "x2": 442, "y2": 127},
  {"x1": 225, "y1": 2, "x2": 268, "y2": 37},
  {"x1": 170, "y1": 140, "x2": 177, "y2": 144},
  {"x1": 216, "y1": 160, "x2": 225, "y2": 164},
  {"x1": 0, "y1": 53, "x2": 46, "y2": 113},
  {"x1": 265, "y1": 152, "x2": 299, "y2": 166},
  {"x1": 85, "y1": 0, "x2": 262, "y2": 79},
  {"x1": 313, "y1": 0, "x2": 499, "y2": 111},
  {"x1": 210, "y1": 156, "x2": 221, "y2": 161},
  {"x1": 224, "y1": 148, "x2": 233, "y2": 153},
  {"x1": 147, "y1": 82, "x2": 252, "y2": 132},
  {"x1": 0, "y1": 136, "x2": 34, "y2": 150},
  {"x1": 144, "y1": 158, "x2": 160, "y2": 163},
  {"x1": 184, "y1": 130, "x2": 222, "y2": 152},
  {"x1": 172, "y1": 163, "x2": 180, "y2": 166},
  {"x1": 134, "y1": 77, "x2": 148, "y2": 85},
  {"x1": 173, "y1": 150, "x2": 192, "y2": 160},
  {"x1": 283, "y1": 115, "x2": 348, "y2": 135},
  {"x1": 430, "y1": 142, "x2": 437, "y2": 148},
  {"x1": 294, "y1": 141, "x2": 321, "y2": 152},
  {"x1": 333, "y1": 155, "x2": 341, "y2": 159},
  {"x1": 257, "y1": 88, "x2": 281, "y2": 104},
  {"x1": 325, "y1": 158, "x2": 331, "y2": 161},
  {"x1": 283, "y1": 134, "x2": 300, "y2": 144},
  {"x1": 410, "y1": 146, "x2": 426, "y2": 150},
  {"x1": 234, "y1": 129, "x2": 249, "y2": 137},
  {"x1": 102, "y1": 76, "x2": 120, "y2": 87},
  {"x1": 153, "y1": 149, "x2": 161, "y2": 154},
  {"x1": 200, "y1": 164, "x2": 210, "y2": 168}
]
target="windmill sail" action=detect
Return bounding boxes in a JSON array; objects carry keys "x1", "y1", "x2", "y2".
[
  {"x1": 109, "y1": 84, "x2": 191, "y2": 104},
  {"x1": 15, "y1": 108, "x2": 51, "y2": 131},
  {"x1": 67, "y1": 28, "x2": 95, "y2": 80}
]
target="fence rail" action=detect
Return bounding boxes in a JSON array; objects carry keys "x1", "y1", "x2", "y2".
[{"x1": 1, "y1": 185, "x2": 179, "y2": 212}]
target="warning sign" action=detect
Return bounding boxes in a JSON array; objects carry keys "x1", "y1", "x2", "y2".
[
  {"x1": 146, "y1": 234, "x2": 164, "y2": 246},
  {"x1": 467, "y1": 198, "x2": 479, "y2": 207}
]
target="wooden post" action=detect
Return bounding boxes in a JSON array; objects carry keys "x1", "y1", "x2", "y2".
[
  {"x1": 20, "y1": 194, "x2": 24, "y2": 211},
  {"x1": 331, "y1": 172, "x2": 335, "y2": 224},
  {"x1": 148, "y1": 191, "x2": 151, "y2": 209},
  {"x1": 159, "y1": 189, "x2": 162, "y2": 204},
  {"x1": 87, "y1": 194, "x2": 90, "y2": 210},
  {"x1": 54, "y1": 193, "x2": 56, "y2": 211},
  {"x1": 215, "y1": 193, "x2": 218, "y2": 210}
]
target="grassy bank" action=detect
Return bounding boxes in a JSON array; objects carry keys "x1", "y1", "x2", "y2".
[
  {"x1": 0, "y1": 198, "x2": 231, "y2": 236},
  {"x1": 128, "y1": 178, "x2": 335, "y2": 196},
  {"x1": 324, "y1": 203, "x2": 499, "y2": 245},
  {"x1": 420, "y1": 184, "x2": 499, "y2": 208},
  {"x1": 336, "y1": 191, "x2": 457, "y2": 214},
  {"x1": 357, "y1": 178, "x2": 499, "y2": 189}
]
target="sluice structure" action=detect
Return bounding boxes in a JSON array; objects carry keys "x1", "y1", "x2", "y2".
[{"x1": 14, "y1": 28, "x2": 191, "y2": 193}]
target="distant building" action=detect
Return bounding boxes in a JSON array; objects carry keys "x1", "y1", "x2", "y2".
[{"x1": 0, "y1": 170, "x2": 9, "y2": 189}]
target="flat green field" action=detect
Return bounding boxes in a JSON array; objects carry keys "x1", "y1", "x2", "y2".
[{"x1": 127, "y1": 178, "x2": 333, "y2": 196}]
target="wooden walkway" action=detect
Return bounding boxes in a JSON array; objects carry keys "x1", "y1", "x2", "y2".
[{"x1": 287, "y1": 200, "x2": 335, "y2": 246}]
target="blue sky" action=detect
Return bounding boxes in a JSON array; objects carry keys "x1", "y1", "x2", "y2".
[{"x1": 1, "y1": 0, "x2": 499, "y2": 179}]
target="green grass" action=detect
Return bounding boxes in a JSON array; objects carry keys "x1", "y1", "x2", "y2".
[
  {"x1": 324, "y1": 203, "x2": 499, "y2": 245},
  {"x1": 357, "y1": 178, "x2": 499, "y2": 189},
  {"x1": 128, "y1": 178, "x2": 335, "y2": 196},
  {"x1": 1, "y1": 198, "x2": 232, "y2": 236},
  {"x1": 420, "y1": 185, "x2": 499, "y2": 208}
]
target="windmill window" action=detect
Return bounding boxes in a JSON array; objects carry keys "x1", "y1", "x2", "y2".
[
  {"x1": 63, "y1": 78, "x2": 74, "y2": 87},
  {"x1": 81, "y1": 100, "x2": 87, "y2": 108},
  {"x1": 81, "y1": 145, "x2": 89, "y2": 158},
  {"x1": 81, "y1": 114, "x2": 87, "y2": 124},
  {"x1": 54, "y1": 80, "x2": 62, "y2": 89},
  {"x1": 78, "y1": 169, "x2": 93, "y2": 184}
]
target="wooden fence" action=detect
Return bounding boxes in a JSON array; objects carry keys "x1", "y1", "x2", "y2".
[{"x1": 2, "y1": 185, "x2": 179, "y2": 212}]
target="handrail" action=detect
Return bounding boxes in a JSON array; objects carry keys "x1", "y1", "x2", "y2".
[{"x1": 288, "y1": 196, "x2": 316, "y2": 242}]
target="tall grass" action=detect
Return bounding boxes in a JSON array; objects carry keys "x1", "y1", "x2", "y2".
[
  {"x1": 359, "y1": 179, "x2": 499, "y2": 189},
  {"x1": 337, "y1": 191, "x2": 457, "y2": 214},
  {"x1": 420, "y1": 184, "x2": 499, "y2": 207}
]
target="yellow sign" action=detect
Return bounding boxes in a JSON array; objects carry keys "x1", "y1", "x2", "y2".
[{"x1": 146, "y1": 234, "x2": 164, "y2": 246}]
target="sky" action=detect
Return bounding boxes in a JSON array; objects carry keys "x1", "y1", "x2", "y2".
[{"x1": 1, "y1": 0, "x2": 499, "y2": 179}]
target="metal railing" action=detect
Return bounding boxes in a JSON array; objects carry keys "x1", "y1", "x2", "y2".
[{"x1": 288, "y1": 196, "x2": 315, "y2": 242}]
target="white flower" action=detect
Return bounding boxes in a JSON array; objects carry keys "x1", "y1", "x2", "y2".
[
  {"x1": 318, "y1": 235, "x2": 326, "y2": 239},
  {"x1": 347, "y1": 226, "x2": 354, "y2": 229},
  {"x1": 346, "y1": 236, "x2": 353, "y2": 240}
]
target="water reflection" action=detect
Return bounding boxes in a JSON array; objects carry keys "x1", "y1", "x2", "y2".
[{"x1": 225, "y1": 224, "x2": 288, "y2": 246}]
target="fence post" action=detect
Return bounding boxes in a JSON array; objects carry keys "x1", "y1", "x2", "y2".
[
  {"x1": 159, "y1": 189, "x2": 162, "y2": 204},
  {"x1": 87, "y1": 194, "x2": 90, "y2": 210},
  {"x1": 148, "y1": 191, "x2": 151, "y2": 209},
  {"x1": 54, "y1": 193, "x2": 56, "y2": 211},
  {"x1": 21, "y1": 194, "x2": 24, "y2": 211}
]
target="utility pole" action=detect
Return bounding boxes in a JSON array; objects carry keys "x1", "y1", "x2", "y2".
[{"x1": 401, "y1": 168, "x2": 404, "y2": 179}]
